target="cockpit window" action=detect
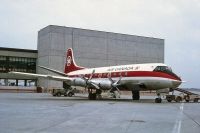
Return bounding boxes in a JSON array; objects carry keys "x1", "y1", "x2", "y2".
[
  {"x1": 154, "y1": 66, "x2": 172, "y2": 73},
  {"x1": 153, "y1": 66, "x2": 180, "y2": 80}
]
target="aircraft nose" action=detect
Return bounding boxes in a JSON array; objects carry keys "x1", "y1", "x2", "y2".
[{"x1": 172, "y1": 80, "x2": 182, "y2": 88}]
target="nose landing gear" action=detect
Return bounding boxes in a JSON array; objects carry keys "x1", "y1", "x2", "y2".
[{"x1": 155, "y1": 93, "x2": 162, "y2": 103}]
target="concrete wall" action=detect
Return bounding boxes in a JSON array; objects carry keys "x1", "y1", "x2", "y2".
[{"x1": 37, "y1": 25, "x2": 164, "y2": 88}]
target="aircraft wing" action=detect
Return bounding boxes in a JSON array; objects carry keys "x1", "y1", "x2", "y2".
[
  {"x1": 38, "y1": 65, "x2": 68, "y2": 77},
  {"x1": 9, "y1": 72, "x2": 72, "y2": 82}
]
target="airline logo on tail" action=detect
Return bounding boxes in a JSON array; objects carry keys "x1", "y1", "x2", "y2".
[
  {"x1": 64, "y1": 48, "x2": 85, "y2": 74},
  {"x1": 67, "y1": 56, "x2": 72, "y2": 66}
]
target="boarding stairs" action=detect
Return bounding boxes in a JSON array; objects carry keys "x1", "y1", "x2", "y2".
[{"x1": 174, "y1": 88, "x2": 198, "y2": 95}]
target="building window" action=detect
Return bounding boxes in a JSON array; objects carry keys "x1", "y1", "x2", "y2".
[{"x1": 0, "y1": 56, "x2": 36, "y2": 73}]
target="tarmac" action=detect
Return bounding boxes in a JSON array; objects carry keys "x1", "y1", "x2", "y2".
[{"x1": 0, "y1": 93, "x2": 200, "y2": 133}]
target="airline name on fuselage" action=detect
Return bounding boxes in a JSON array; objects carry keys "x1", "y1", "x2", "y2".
[{"x1": 107, "y1": 66, "x2": 137, "y2": 72}]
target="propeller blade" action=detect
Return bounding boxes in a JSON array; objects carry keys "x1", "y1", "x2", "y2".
[
  {"x1": 109, "y1": 77, "x2": 114, "y2": 83},
  {"x1": 90, "y1": 82, "x2": 100, "y2": 90},
  {"x1": 115, "y1": 76, "x2": 122, "y2": 85},
  {"x1": 80, "y1": 69, "x2": 96, "y2": 89},
  {"x1": 115, "y1": 86, "x2": 121, "y2": 95},
  {"x1": 111, "y1": 76, "x2": 122, "y2": 87},
  {"x1": 89, "y1": 69, "x2": 95, "y2": 80}
]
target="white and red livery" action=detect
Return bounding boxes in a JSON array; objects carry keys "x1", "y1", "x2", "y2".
[{"x1": 11, "y1": 48, "x2": 182, "y2": 102}]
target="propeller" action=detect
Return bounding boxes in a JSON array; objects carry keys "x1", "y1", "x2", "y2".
[
  {"x1": 80, "y1": 69, "x2": 94, "y2": 82},
  {"x1": 80, "y1": 69, "x2": 99, "y2": 90},
  {"x1": 108, "y1": 76, "x2": 122, "y2": 94}
]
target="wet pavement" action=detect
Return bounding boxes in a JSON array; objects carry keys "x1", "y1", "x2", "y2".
[{"x1": 0, "y1": 93, "x2": 199, "y2": 133}]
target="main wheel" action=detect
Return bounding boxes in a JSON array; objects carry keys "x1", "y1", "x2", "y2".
[
  {"x1": 96, "y1": 94, "x2": 102, "y2": 100},
  {"x1": 132, "y1": 90, "x2": 140, "y2": 100},
  {"x1": 92, "y1": 93, "x2": 96, "y2": 100},
  {"x1": 96, "y1": 89, "x2": 102, "y2": 95},
  {"x1": 88, "y1": 93, "x2": 92, "y2": 100},
  {"x1": 88, "y1": 93, "x2": 96, "y2": 100},
  {"x1": 155, "y1": 98, "x2": 162, "y2": 103},
  {"x1": 185, "y1": 100, "x2": 189, "y2": 102}
]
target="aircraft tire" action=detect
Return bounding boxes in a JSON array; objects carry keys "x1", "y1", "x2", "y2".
[
  {"x1": 167, "y1": 100, "x2": 172, "y2": 102},
  {"x1": 132, "y1": 90, "x2": 140, "y2": 100},
  {"x1": 88, "y1": 93, "x2": 96, "y2": 100},
  {"x1": 96, "y1": 89, "x2": 102, "y2": 95},
  {"x1": 96, "y1": 94, "x2": 102, "y2": 100},
  {"x1": 155, "y1": 98, "x2": 162, "y2": 103},
  {"x1": 88, "y1": 93, "x2": 92, "y2": 100},
  {"x1": 92, "y1": 93, "x2": 96, "y2": 100},
  {"x1": 185, "y1": 99, "x2": 189, "y2": 102}
]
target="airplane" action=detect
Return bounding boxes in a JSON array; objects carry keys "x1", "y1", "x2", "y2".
[{"x1": 10, "y1": 48, "x2": 183, "y2": 103}]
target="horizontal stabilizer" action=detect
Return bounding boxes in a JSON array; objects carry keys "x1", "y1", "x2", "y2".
[{"x1": 38, "y1": 65, "x2": 68, "y2": 77}]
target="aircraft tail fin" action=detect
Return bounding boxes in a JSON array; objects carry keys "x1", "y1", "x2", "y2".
[{"x1": 64, "y1": 48, "x2": 85, "y2": 74}]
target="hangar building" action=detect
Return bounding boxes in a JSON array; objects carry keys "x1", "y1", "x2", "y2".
[
  {"x1": 37, "y1": 25, "x2": 164, "y2": 89},
  {"x1": 0, "y1": 25, "x2": 164, "y2": 88}
]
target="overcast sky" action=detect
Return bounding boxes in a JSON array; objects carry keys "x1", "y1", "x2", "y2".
[{"x1": 0, "y1": 0, "x2": 200, "y2": 88}]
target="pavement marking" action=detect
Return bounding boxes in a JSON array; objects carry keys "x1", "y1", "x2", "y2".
[{"x1": 172, "y1": 103, "x2": 184, "y2": 133}]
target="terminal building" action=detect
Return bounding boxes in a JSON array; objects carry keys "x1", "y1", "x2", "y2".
[
  {"x1": 0, "y1": 47, "x2": 37, "y2": 86},
  {"x1": 0, "y1": 25, "x2": 164, "y2": 89}
]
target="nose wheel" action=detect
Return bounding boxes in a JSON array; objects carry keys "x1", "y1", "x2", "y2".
[
  {"x1": 155, "y1": 98, "x2": 162, "y2": 103},
  {"x1": 155, "y1": 93, "x2": 162, "y2": 103}
]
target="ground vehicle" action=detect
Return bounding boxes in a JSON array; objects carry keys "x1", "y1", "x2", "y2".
[
  {"x1": 52, "y1": 87, "x2": 76, "y2": 97},
  {"x1": 166, "y1": 88, "x2": 200, "y2": 102},
  {"x1": 166, "y1": 94, "x2": 182, "y2": 102},
  {"x1": 166, "y1": 94, "x2": 200, "y2": 102}
]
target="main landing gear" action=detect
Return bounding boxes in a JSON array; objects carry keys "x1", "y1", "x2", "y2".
[
  {"x1": 88, "y1": 88, "x2": 102, "y2": 100},
  {"x1": 132, "y1": 90, "x2": 140, "y2": 100},
  {"x1": 131, "y1": 89, "x2": 163, "y2": 103},
  {"x1": 88, "y1": 93, "x2": 96, "y2": 100}
]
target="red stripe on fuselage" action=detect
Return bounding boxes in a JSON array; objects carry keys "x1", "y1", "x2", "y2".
[{"x1": 69, "y1": 71, "x2": 181, "y2": 81}]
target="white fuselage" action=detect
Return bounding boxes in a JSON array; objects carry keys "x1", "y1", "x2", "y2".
[{"x1": 66, "y1": 63, "x2": 181, "y2": 90}]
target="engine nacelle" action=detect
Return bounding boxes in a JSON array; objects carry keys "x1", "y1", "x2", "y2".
[
  {"x1": 70, "y1": 78, "x2": 119, "y2": 90},
  {"x1": 71, "y1": 78, "x2": 87, "y2": 87},
  {"x1": 98, "y1": 80, "x2": 113, "y2": 89}
]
